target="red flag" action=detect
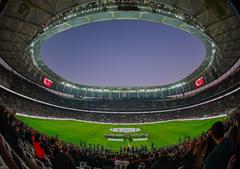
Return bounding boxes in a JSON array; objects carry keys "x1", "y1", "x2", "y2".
[
  {"x1": 43, "y1": 77, "x2": 53, "y2": 88},
  {"x1": 195, "y1": 77, "x2": 205, "y2": 88}
]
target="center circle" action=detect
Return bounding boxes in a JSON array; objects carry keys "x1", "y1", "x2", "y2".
[{"x1": 110, "y1": 128, "x2": 141, "y2": 133}]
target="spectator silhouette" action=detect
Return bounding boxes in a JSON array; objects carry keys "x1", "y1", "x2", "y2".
[{"x1": 203, "y1": 121, "x2": 234, "y2": 169}]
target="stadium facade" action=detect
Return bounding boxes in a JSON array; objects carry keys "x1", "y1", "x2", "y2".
[{"x1": 0, "y1": 0, "x2": 240, "y2": 123}]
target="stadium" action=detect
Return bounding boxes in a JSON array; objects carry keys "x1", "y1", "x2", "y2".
[{"x1": 0, "y1": 0, "x2": 240, "y2": 169}]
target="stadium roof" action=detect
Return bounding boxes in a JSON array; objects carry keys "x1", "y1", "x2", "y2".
[{"x1": 0, "y1": 0, "x2": 240, "y2": 95}]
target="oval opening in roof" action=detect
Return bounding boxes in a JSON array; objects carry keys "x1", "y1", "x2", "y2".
[{"x1": 41, "y1": 20, "x2": 205, "y2": 87}]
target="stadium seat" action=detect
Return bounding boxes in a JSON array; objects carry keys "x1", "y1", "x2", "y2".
[
  {"x1": 0, "y1": 154, "x2": 9, "y2": 169},
  {"x1": 18, "y1": 139, "x2": 23, "y2": 146},
  {"x1": 0, "y1": 134, "x2": 20, "y2": 169},
  {"x1": 80, "y1": 161, "x2": 87, "y2": 169},
  {"x1": 138, "y1": 162, "x2": 145, "y2": 169},
  {"x1": 19, "y1": 140, "x2": 35, "y2": 155},
  {"x1": 25, "y1": 143, "x2": 35, "y2": 155},
  {"x1": 83, "y1": 165, "x2": 91, "y2": 169},
  {"x1": 21, "y1": 151, "x2": 43, "y2": 169},
  {"x1": 44, "y1": 156, "x2": 53, "y2": 168},
  {"x1": 2, "y1": 139, "x2": 11, "y2": 155},
  {"x1": 114, "y1": 160, "x2": 129, "y2": 169},
  {"x1": 0, "y1": 135, "x2": 30, "y2": 169},
  {"x1": 35, "y1": 158, "x2": 49, "y2": 169},
  {"x1": 11, "y1": 150, "x2": 30, "y2": 169}
]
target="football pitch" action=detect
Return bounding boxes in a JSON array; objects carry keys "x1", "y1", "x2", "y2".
[{"x1": 17, "y1": 115, "x2": 226, "y2": 151}]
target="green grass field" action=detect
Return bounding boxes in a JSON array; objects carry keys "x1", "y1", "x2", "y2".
[{"x1": 17, "y1": 116, "x2": 226, "y2": 150}]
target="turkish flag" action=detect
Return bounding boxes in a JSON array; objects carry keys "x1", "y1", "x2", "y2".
[
  {"x1": 195, "y1": 77, "x2": 205, "y2": 88},
  {"x1": 43, "y1": 77, "x2": 53, "y2": 88}
]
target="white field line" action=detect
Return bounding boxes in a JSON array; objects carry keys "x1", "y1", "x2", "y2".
[{"x1": 16, "y1": 113, "x2": 227, "y2": 125}]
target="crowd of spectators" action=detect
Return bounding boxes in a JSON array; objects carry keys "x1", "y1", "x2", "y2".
[
  {"x1": 0, "y1": 83, "x2": 239, "y2": 123},
  {"x1": 0, "y1": 64, "x2": 240, "y2": 112},
  {"x1": 0, "y1": 64, "x2": 240, "y2": 168},
  {"x1": 0, "y1": 45, "x2": 240, "y2": 168},
  {"x1": 0, "y1": 105, "x2": 240, "y2": 169}
]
